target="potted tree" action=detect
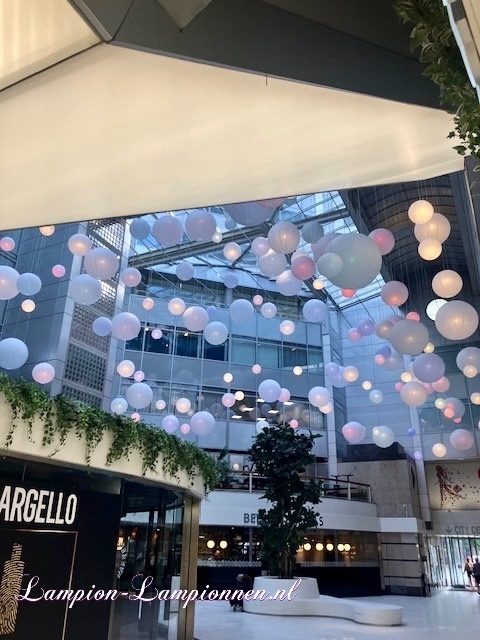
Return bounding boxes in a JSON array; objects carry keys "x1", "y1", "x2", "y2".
[{"x1": 246, "y1": 423, "x2": 323, "y2": 606}]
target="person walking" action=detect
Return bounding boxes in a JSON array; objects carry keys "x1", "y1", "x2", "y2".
[
  {"x1": 472, "y1": 557, "x2": 480, "y2": 593},
  {"x1": 464, "y1": 557, "x2": 475, "y2": 588}
]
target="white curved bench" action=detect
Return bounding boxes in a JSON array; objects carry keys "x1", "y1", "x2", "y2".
[{"x1": 242, "y1": 577, "x2": 402, "y2": 626}]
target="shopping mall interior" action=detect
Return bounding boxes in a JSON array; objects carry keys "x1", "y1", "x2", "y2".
[{"x1": 1, "y1": 1, "x2": 480, "y2": 640}]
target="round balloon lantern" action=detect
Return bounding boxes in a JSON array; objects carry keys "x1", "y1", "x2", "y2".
[
  {"x1": 168, "y1": 297, "x2": 186, "y2": 316},
  {"x1": 278, "y1": 388, "x2": 291, "y2": 402},
  {"x1": 17, "y1": 273, "x2": 42, "y2": 296},
  {"x1": 162, "y1": 415, "x2": 180, "y2": 434},
  {"x1": 325, "y1": 362, "x2": 339, "y2": 377},
  {"x1": 414, "y1": 212, "x2": 451, "y2": 243},
  {"x1": 143, "y1": 298, "x2": 155, "y2": 310},
  {"x1": 130, "y1": 218, "x2": 151, "y2": 240},
  {"x1": 117, "y1": 360, "x2": 135, "y2": 377},
  {"x1": 381, "y1": 281, "x2": 409, "y2": 306},
  {"x1": 224, "y1": 242, "x2": 242, "y2": 260},
  {"x1": 175, "y1": 398, "x2": 191, "y2": 414},
  {"x1": 432, "y1": 443, "x2": 447, "y2": 458},
  {"x1": 456, "y1": 346, "x2": 480, "y2": 372},
  {"x1": 408, "y1": 200, "x2": 434, "y2": 224},
  {"x1": 221, "y1": 393, "x2": 236, "y2": 408},
  {"x1": 400, "y1": 381, "x2": 428, "y2": 407},
  {"x1": 369, "y1": 390, "x2": 383, "y2": 404},
  {"x1": 418, "y1": 238, "x2": 442, "y2": 261},
  {"x1": 190, "y1": 411, "x2": 216, "y2": 436},
  {"x1": 327, "y1": 233, "x2": 382, "y2": 289},
  {"x1": 204, "y1": 322, "x2": 228, "y2": 345},
  {"x1": 375, "y1": 319, "x2": 393, "y2": 339},
  {"x1": 251, "y1": 237, "x2": 270, "y2": 256},
  {"x1": 52, "y1": 264, "x2": 66, "y2": 278},
  {"x1": 230, "y1": 299, "x2": 254, "y2": 323},
  {"x1": 431, "y1": 269, "x2": 463, "y2": 299},
  {"x1": 432, "y1": 376, "x2": 450, "y2": 393},
  {"x1": 302, "y1": 221, "x2": 324, "y2": 243},
  {"x1": 435, "y1": 300, "x2": 479, "y2": 341},
  {"x1": 308, "y1": 386, "x2": 330, "y2": 408},
  {"x1": 0, "y1": 237, "x2": 15, "y2": 252},
  {"x1": 343, "y1": 366, "x2": 359, "y2": 382},
  {"x1": 372, "y1": 425, "x2": 395, "y2": 448},
  {"x1": 224, "y1": 202, "x2": 275, "y2": 226},
  {"x1": 261, "y1": 302, "x2": 277, "y2": 319},
  {"x1": 347, "y1": 328, "x2": 362, "y2": 342},
  {"x1": 369, "y1": 228, "x2": 395, "y2": 255},
  {"x1": 267, "y1": 221, "x2": 300, "y2": 254},
  {"x1": 252, "y1": 364, "x2": 262, "y2": 374},
  {"x1": 183, "y1": 306, "x2": 209, "y2": 332},
  {"x1": 111, "y1": 397, "x2": 128, "y2": 415},
  {"x1": 152, "y1": 215, "x2": 184, "y2": 247},
  {"x1": 389, "y1": 319, "x2": 429, "y2": 355},
  {"x1": 258, "y1": 250, "x2": 288, "y2": 278},
  {"x1": 357, "y1": 319, "x2": 375, "y2": 336},
  {"x1": 69, "y1": 274, "x2": 102, "y2": 306},
  {"x1": 120, "y1": 267, "x2": 142, "y2": 288},
  {"x1": 126, "y1": 382, "x2": 153, "y2": 409},
  {"x1": 32, "y1": 362, "x2": 55, "y2": 384},
  {"x1": 412, "y1": 353, "x2": 445, "y2": 383},
  {"x1": 68, "y1": 233, "x2": 92, "y2": 256},
  {"x1": 291, "y1": 255, "x2": 315, "y2": 280},
  {"x1": 111, "y1": 312, "x2": 141, "y2": 340},
  {"x1": 185, "y1": 210, "x2": 216, "y2": 242},
  {"x1": 223, "y1": 273, "x2": 239, "y2": 289},
  {"x1": 92, "y1": 316, "x2": 112, "y2": 336},
  {"x1": 382, "y1": 350, "x2": 404, "y2": 372},
  {"x1": 0, "y1": 265, "x2": 20, "y2": 300},
  {"x1": 279, "y1": 320, "x2": 295, "y2": 335},
  {"x1": 84, "y1": 247, "x2": 119, "y2": 280},
  {"x1": 450, "y1": 428, "x2": 474, "y2": 451},
  {"x1": 342, "y1": 421, "x2": 366, "y2": 444},
  {"x1": 176, "y1": 262, "x2": 194, "y2": 281},
  {"x1": 258, "y1": 379, "x2": 282, "y2": 403},
  {"x1": 302, "y1": 299, "x2": 327, "y2": 323},
  {"x1": 311, "y1": 233, "x2": 339, "y2": 261},
  {"x1": 316, "y1": 252, "x2": 343, "y2": 279},
  {"x1": 276, "y1": 270, "x2": 303, "y2": 296}
]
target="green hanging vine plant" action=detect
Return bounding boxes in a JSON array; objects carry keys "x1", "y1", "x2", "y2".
[
  {"x1": 0, "y1": 373, "x2": 218, "y2": 492},
  {"x1": 393, "y1": 0, "x2": 480, "y2": 158}
]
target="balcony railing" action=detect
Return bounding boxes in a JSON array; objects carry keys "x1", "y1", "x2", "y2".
[{"x1": 216, "y1": 472, "x2": 371, "y2": 502}]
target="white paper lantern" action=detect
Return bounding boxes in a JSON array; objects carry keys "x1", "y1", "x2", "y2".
[
  {"x1": 223, "y1": 372, "x2": 233, "y2": 383},
  {"x1": 408, "y1": 200, "x2": 434, "y2": 224},
  {"x1": 0, "y1": 338, "x2": 28, "y2": 370},
  {"x1": 381, "y1": 281, "x2": 409, "y2": 306},
  {"x1": 117, "y1": 360, "x2": 135, "y2": 377},
  {"x1": 133, "y1": 370, "x2": 145, "y2": 382},
  {"x1": 342, "y1": 366, "x2": 359, "y2": 382},
  {"x1": 260, "y1": 302, "x2": 277, "y2": 318},
  {"x1": 84, "y1": 247, "x2": 119, "y2": 280},
  {"x1": 176, "y1": 398, "x2": 191, "y2": 413},
  {"x1": 0, "y1": 237, "x2": 14, "y2": 252},
  {"x1": 308, "y1": 386, "x2": 330, "y2": 408},
  {"x1": 302, "y1": 220, "x2": 324, "y2": 243},
  {"x1": 471, "y1": 392, "x2": 480, "y2": 405},
  {"x1": 412, "y1": 353, "x2": 445, "y2": 383},
  {"x1": 426, "y1": 298, "x2": 447, "y2": 321},
  {"x1": 432, "y1": 443, "x2": 447, "y2": 458},
  {"x1": 369, "y1": 389, "x2": 383, "y2": 404},
  {"x1": 258, "y1": 379, "x2": 282, "y2": 403},
  {"x1": 52, "y1": 264, "x2": 66, "y2": 278},
  {"x1": 32, "y1": 362, "x2": 55, "y2": 384},
  {"x1": 168, "y1": 297, "x2": 186, "y2": 315},
  {"x1": 162, "y1": 415, "x2": 180, "y2": 433},
  {"x1": 190, "y1": 411, "x2": 216, "y2": 435},
  {"x1": 252, "y1": 295, "x2": 263, "y2": 306},
  {"x1": 312, "y1": 278, "x2": 324, "y2": 290},
  {"x1": 221, "y1": 393, "x2": 236, "y2": 408},
  {"x1": 111, "y1": 397, "x2": 128, "y2": 415},
  {"x1": 130, "y1": 218, "x2": 151, "y2": 240},
  {"x1": 212, "y1": 230, "x2": 222, "y2": 243},
  {"x1": 276, "y1": 270, "x2": 303, "y2": 296},
  {"x1": 372, "y1": 425, "x2": 395, "y2": 448},
  {"x1": 183, "y1": 306, "x2": 209, "y2": 332},
  {"x1": 230, "y1": 299, "x2": 254, "y2": 323},
  {"x1": 279, "y1": 320, "x2": 295, "y2": 335},
  {"x1": 278, "y1": 387, "x2": 291, "y2": 402},
  {"x1": 92, "y1": 316, "x2": 112, "y2": 336},
  {"x1": 302, "y1": 299, "x2": 327, "y2": 323},
  {"x1": 369, "y1": 228, "x2": 395, "y2": 255},
  {"x1": 267, "y1": 221, "x2": 300, "y2": 254},
  {"x1": 293, "y1": 366, "x2": 303, "y2": 376},
  {"x1": 414, "y1": 212, "x2": 451, "y2": 243},
  {"x1": 68, "y1": 233, "x2": 92, "y2": 256},
  {"x1": 375, "y1": 319, "x2": 393, "y2": 339},
  {"x1": 400, "y1": 381, "x2": 428, "y2": 406},
  {"x1": 185, "y1": 210, "x2": 216, "y2": 241},
  {"x1": 431, "y1": 270, "x2": 462, "y2": 298},
  {"x1": 342, "y1": 421, "x2": 366, "y2": 444},
  {"x1": 435, "y1": 300, "x2": 479, "y2": 340},
  {"x1": 258, "y1": 249, "x2": 288, "y2": 277},
  {"x1": 176, "y1": 262, "x2": 194, "y2": 281},
  {"x1": 291, "y1": 255, "x2": 315, "y2": 280},
  {"x1": 69, "y1": 274, "x2": 102, "y2": 305},
  {"x1": 362, "y1": 381, "x2": 372, "y2": 390},
  {"x1": 316, "y1": 252, "x2": 343, "y2": 278},
  {"x1": 450, "y1": 428, "x2": 474, "y2": 451},
  {"x1": 39, "y1": 225, "x2": 55, "y2": 237},
  {"x1": 111, "y1": 312, "x2": 141, "y2": 340},
  {"x1": 131, "y1": 413, "x2": 141, "y2": 422},
  {"x1": 224, "y1": 242, "x2": 242, "y2": 260},
  {"x1": 204, "y1": 322, "x2": 228, "y2": 345},
  {"x1": 418, "y1": 238, "x2": 442, "y2": 261},
  {"x1": 432, "y1": 376, "x2": 450, "y2": 393},
  {"x1": 328, "y1": 233, "x2": 382, "y2": 289},
  {"x1": 252, "y1": 364, "x2": 262, "y2": 374},
  {"x1": 20, "y1": 298, "x2": 35, "y2": 314},
  {"x1": 456, "y1": 347, "x2": 480, "y2": 372},
  {"x1": 223, "y1": 273, "x2": 239, "y2": 289},
  {"x1": 180, "y1": 423, "x2": 191, "y2": 434},
  {"x1": 0, "y1": 265, "x2": 19, "y2": 300},
  {"x1": 120, "y1": 267, "x2": 142, "y2": 287},
  {"x1": 151, "y1": 328, "x2": 163, "y2": 339},
  {"x1": 251, "y1": 237, "x2": 270, "y2": 256},
  {"x1": 126, "y1": 382, "x2": 153, "y2": 409},
  {"x1": 156, "y1": 399, "x2": 166, "y2": 410},
  {"x1": 389, "y1": 319, "x2": 429, "y2": 355},
  {"x1": 143, "y1": 298, "x2": 155, "y2": 310},
  {"x1": 256, "y1": 419, "x2": 269, "y2": 434},
  {"x1": 152, "y1": 215, "x2": 184, "y2": 247}
]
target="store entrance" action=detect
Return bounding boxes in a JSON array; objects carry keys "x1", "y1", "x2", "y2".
[{"x1": 427, "y1": 536, "x2": 480, "y2": 587}]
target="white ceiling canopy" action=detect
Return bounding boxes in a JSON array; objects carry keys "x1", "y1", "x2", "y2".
[
  {"x1": 0, "y1": 0, "x2": 100, "y2": 91},
  {"x1": 0, "y1": 43, "x2": 463, "y2": 231}
]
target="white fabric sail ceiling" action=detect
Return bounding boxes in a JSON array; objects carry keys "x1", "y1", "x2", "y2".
[{"x1": 0, "y1": 42, "x2": 464, "y2": 231}]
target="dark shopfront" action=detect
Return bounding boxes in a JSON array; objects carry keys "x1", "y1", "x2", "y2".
[{"x1": 0, "y1": 456, "x2": 197, "y2": 640}]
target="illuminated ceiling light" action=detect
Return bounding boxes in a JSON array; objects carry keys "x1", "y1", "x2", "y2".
[
  {"x1": 315, "y1": 543, "x2": 324, "y2": 551},
  {"x1": 344, "y1": 544, "x2": 351, "y2": 552},
  {"x1": 283, "y1": 401, "x2": 294, "y2": 406},
  {"x1": 337, "y1": 543, "x2": 345, "y2": 551},
  {"x1": 231, "y1": 414, "x2": 242, "y2": 419},
  {"x1": 326, "y1": 543, "x2": 334, "y2": 551},
  {"x1": 268, "y1": 410, "x2": 279, "y2": 414},
  {"x1": 303, "y1": 542, "x2": 311, "y2": 551},
  {"x1": 257, "y1": 398, "x2": 265, "y2": 403},
  {"x1": 219, "y1": 540, "x2": 228, "y2": 549},
  {"x1": 206, "y1": 540, "x2": 215, "y2": 549}
]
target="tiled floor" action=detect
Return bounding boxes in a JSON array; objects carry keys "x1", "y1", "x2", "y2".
[{"x1": 194, "y1": 588, "x2": 480, "y2": 640}]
